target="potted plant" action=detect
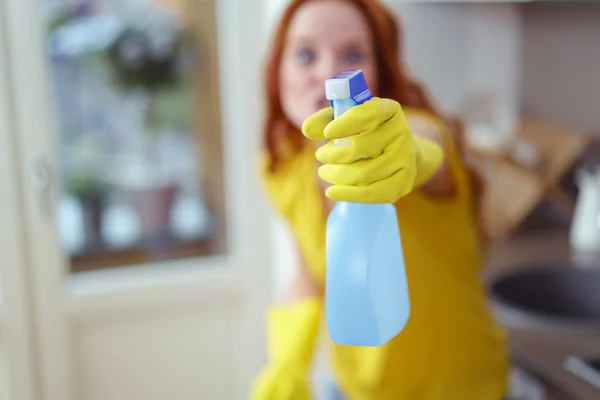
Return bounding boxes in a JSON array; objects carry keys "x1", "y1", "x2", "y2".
[
  {"x1": 102, "y1": 4, "x2": 196, "y2": 242},
  {"x1": 64, "y1": 171, "x2": 112, "y2": 249}
]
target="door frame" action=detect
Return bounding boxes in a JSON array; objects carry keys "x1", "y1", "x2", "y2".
[{"x1": 0, "y1": 2, "x2": 41, "y2": 399}]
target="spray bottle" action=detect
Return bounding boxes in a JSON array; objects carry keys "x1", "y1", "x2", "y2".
[{"x1": 324, "y1": 70, "x2": 410, "y2": 347}]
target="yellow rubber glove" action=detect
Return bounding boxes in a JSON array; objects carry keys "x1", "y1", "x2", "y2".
[
  {"x1": 250, "y1": 297, "x2": 322, "y2": 400},
  {"x1": 302, "y1": 97, "x2": 444, "y2": 203}
]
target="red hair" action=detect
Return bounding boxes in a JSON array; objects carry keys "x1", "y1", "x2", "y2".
[{"x1": 262, "y1": 0, "x2": 484, "y2": 229}]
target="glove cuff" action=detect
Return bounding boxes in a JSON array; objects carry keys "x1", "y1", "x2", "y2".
[
  {"x1": 266, "y1": 296, "x2": 323, "y2": 371},
  {"x1": 413, "y1": 134, "x2": 445, "y2": 187}
]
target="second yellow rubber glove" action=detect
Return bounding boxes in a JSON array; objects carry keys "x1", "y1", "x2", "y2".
[
  {"x1": 250, "y1": 297, "x2": 322, "y2": 400},
  {"x1": 302, "y1": 97, "x2": 444, "y2": 203}
]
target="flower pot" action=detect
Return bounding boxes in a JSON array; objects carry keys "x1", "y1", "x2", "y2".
[
  {"x1": 129, "y1": 183, "x2": 178, "y2": 242},
  {"x1": 78, "y1": 194, "x2": 106, "y2": 249}
]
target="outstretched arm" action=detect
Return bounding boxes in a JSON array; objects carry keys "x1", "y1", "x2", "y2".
[
  {"x1": 406, "y1": 113, "x2": 456, "y2": 197},
  {"x1": 280, "y1": 252, "x2": 323, "y2": 304},
  {"x1": 251, "y1": 244, "x2": 323, "y2": 400}
]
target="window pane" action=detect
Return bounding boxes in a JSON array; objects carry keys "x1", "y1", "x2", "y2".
[{"x1": 44, "y1": 0, "x2": 226, "y2": 272}]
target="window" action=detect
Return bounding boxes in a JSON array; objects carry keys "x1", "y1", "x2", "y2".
[{"x1": 44, "y1": 0, "x2": 226, "y2": 272}]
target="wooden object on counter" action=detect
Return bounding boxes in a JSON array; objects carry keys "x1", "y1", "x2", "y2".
[{"x1": 467, "y1": 118, "x2": 594, "y2": 239}]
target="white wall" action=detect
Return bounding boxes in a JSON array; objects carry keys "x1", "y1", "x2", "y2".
[
  {"x1": 392, "y1": 3, "x2": 473, "y2": 114},
  {"x1": 520, "y1": 3, "x2": 600, "y2": 134},
  {"x1": 391, "y1": 2, "x2": 522, "y2": 135}
]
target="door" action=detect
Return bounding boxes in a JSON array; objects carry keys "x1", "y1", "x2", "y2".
[{"x1": 1, "y1": 0, "x2": 272, "y2": 398}]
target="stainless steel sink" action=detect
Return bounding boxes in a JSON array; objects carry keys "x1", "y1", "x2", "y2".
[{"x1": 487, "y1": 264, "x2": 600, "y2": 332}]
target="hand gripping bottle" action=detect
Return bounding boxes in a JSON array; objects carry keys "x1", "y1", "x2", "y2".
[{"x1": 324, "y1": 70, "x2": 410, "y2": 347}]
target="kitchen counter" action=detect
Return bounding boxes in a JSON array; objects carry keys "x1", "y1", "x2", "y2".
[
  {"x1": 509, "y1": 329, "x2": 600, "y2": 400},
  {"x1": 484, "y1": 228, "x2": 600, "y2": 399}
]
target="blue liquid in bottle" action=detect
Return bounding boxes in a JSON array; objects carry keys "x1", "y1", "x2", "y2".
[{"x1": 324, "y1": 70, "x2": 410, "y2": 347}]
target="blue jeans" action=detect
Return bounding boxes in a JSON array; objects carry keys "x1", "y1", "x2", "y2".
[{"x1": 328, "y1": 381, "x2": 345, "y2": 400}]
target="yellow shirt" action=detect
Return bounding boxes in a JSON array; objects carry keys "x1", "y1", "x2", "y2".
[{"x1": 258, "y1": 108, "x2": 510, "y2": 400}]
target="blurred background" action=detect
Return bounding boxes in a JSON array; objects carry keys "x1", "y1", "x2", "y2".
[{"x1": 0, "y1": 0, "x2": 599, "y2": 399}]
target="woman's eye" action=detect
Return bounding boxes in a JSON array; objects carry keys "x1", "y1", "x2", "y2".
[
  {"x1": 346, "y1": 50, "x2": 364, "y2": 63},
  {"x1": 296, "y1": 48, "x2": 315, "y2": 65}
]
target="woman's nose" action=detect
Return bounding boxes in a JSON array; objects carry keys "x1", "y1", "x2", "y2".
[{"x1": 315, "y1": 58, "x2": 343, "y2": 82}]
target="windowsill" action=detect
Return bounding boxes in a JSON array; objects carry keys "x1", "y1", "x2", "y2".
[
  {"x1": 69, "y1": 234, "x2": 220, "y2": 272},
  {"x1": 58, "y1": 194, "x2": 213, "y2": 265},
  {"x1": 67, "y1": 253, "x2": 234, "y2": 298}
]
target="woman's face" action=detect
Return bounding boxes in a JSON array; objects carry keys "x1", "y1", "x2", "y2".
[{"x1": 279, "y1": 0, "x2": 378, "y2": 131}]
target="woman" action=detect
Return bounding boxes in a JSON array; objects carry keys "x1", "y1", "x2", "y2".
[{"x1": 252, "y1": 0, "x2": 510, "y2": 399}]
